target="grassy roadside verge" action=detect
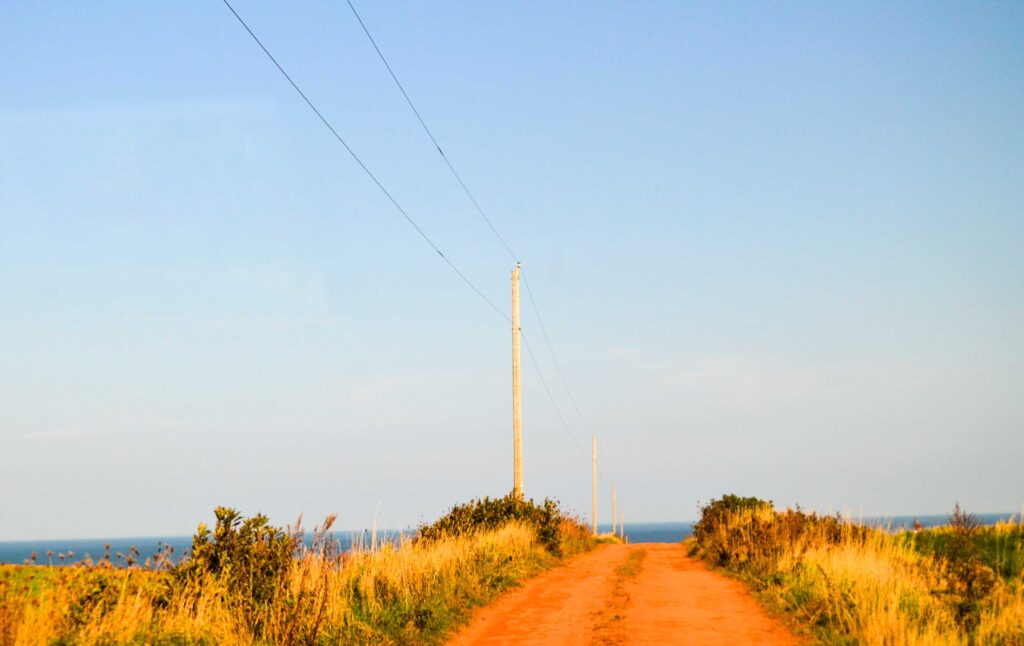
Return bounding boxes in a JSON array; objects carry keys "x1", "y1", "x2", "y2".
[
  {"x1": 688, "y1": 495, "x2": 1024, "y2": 644},
  {"x1": 0, "y1": 495, "x2": 593, "y2": 645}
]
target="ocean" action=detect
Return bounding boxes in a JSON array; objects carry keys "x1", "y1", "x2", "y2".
[
  {"x1": 1, "y1": 513, "x2": 1016, "y2": 566},
  {"x1": 0, "y1": 530, "x2": 394, "y2": 567}
]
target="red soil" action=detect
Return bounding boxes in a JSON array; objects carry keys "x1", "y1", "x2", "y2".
[{"x1": 446, "y1": 543, "x2": 800, "y2": 646}]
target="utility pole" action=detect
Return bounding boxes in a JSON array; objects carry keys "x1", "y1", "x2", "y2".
[
  {"x1": 512, "y1": 262, "x2": 523, "y2": 499},
  {"x1": 612, "y1": 487, "x2": 617, "y2": 536},
  {"x1": 620, "y1": 512, "x2": 624, "y2": 540},
  {"x1": 591, "y1": 433, "x2": 598, "y2": 535}
]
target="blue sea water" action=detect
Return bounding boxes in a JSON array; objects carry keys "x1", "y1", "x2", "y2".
[
  {"x1": 607, "y1": 513, "x2": 1018, "y2": 544},
  {"x1": 0, "y1": 530, "x2": 391, "y2": 566},
  {"x1": 0, "y1": 536, "x2": 195, "y2": 567},
  {"x1": 855, "y1": 513, "x2": 1017, "y2": 531},
  {"x1": 603, "y1": 522, "x2": 695, "y2": 544},
  {"x1": 1, "y1": 514, "x2": 1016, "y2": 566}
]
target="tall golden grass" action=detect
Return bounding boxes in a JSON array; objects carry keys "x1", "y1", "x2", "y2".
[
  {"x1": 690, "y1": 498, "x2": 1024, "y2": 644},
  {"x1": 0, "y1": 521, "x2": 581, "y2": 645}
]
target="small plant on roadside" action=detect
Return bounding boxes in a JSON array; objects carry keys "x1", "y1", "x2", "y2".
[
  {"x1": 173, "y1": 506, "x2": 298, "y2": 633},
  {"x1": 937, "y1": 504, "x2": 998, "y2": 632}
]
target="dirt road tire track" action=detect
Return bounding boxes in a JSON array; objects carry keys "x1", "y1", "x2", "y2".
[{"x1": 446, "y1": 543, "x2": 799, "y2": 645}]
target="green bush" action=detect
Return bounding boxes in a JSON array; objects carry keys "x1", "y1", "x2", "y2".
[
  {"x1": 418, "y1": 493, "x2": 589, "y2": 558},
  {"x1": 692, "y1": 494, "x2": 858, "y2": 574},
  {"x1": 173, "y1": 507, "x2": 297, "y2": 632},
  {"x1": 898, "y1": 504, "x2": 1010, "y2": 632},
  {"x1": 692, "y1": 494, "x2": 773, "y2": 554}
]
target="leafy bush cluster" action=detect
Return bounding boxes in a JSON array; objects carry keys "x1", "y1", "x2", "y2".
[
  {"x1": 418, "y1": 493, "x2": 590, "y2": 557},
  {"x1": 172, "y1": 506, "x2": 300, "y2": 632},
  {"x1": 692, "y1": 494, "x2": 857, "y2": 575}
]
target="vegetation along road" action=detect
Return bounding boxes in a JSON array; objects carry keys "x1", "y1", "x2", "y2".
[{"x1": 447, "y1": 542, "x2": 799, "y2": 645}]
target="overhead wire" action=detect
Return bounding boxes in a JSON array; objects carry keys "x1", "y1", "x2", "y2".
[
  {"x1": 222, "y1": 0, "x2": 618, "y2": 502},
  {"x1": 521, "y1": 270, "x2": 615, "y2": 494},
  {"x1": 520, "y1": 332, "x2": 587, "y2": 460},
  {"x1": 219, "y1": 0, "x2": 509, "y2": 324},
  {"x1": 343, "y1": 0, "x2": 618, "y2": 493},
  {"x1": 343, "y1": 0, "x2": 519, "y2": 264}
]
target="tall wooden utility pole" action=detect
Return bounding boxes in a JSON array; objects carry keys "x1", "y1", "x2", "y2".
[
  {"x1": 612, "y1": 487, "x2": 617, "y2": 536},
  {"x1": 591, "y1": 433, "x2": 598, "y2": 535},
  {"x1": 512, "y1": 262, "x2": 523, "y2": 499}
]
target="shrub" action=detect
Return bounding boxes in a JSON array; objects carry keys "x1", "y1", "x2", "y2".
[
  {"x1": 692, "y1": 494, "x2": 773, "y2": 567},
  {"x1": 173, "y1": 506, "x2": 298, "y2": 633},
  {"x1": 692, "y1": 495, "x2": 856, "y2": 575},
  {"x1": 418, "y1": 493, "x2": 589, "y2": 558}
]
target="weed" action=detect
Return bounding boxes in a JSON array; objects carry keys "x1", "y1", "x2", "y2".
[{"x1": 592, "y1": 548, "x2": 646, "y2": 645}]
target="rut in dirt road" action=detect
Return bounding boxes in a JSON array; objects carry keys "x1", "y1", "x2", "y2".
[{"x1": 446, "y1": 543, "x2": 800, "y2": 646}]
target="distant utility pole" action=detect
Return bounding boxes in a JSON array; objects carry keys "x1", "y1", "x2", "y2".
[
  {"x1": 591, "y1": 433, "x2": 598, "y2": 535},
  {"x1": 620, "y1": 512, "x2": 624, "y2": 540},
  {"x1": 612, "y1": 487, "x2": 617, "y2": 536},
  {"x1": 512, "y1": 262, "x2": 523, "y2": 499}
]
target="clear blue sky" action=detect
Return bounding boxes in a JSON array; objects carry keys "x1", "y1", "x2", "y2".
[{"x1": 2, "y1": 1, "x2": 1021, "y2": 540}]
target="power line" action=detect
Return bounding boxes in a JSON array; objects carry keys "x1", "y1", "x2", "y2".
[
  {"x1": 520, "y1": 270, "x2": 592, "y2": 430},
  {"x1": 522, "y1": 330, "x2": 613, "y2": 500},
  {"x1": 344, "y1": 0, "x2": 519, "y2": 264},
  {"x1": 521, "y1": 269, "x2": 617, "y2": 490},
  {"x1": 225, "y1": 0, "x2": 618, "y2": 498},
  {"x1": 520, "y1": 316, "x2": 612, "y2": 497},
  {"x1": 344, "y1": 0, "x2": 617, "y2": 490},
  {"x1": 520, "y1": 332, "x2": 586, "y2": 460},
  {"x1": 219, "y1": 0, "x2": 509, "y2": 324}
]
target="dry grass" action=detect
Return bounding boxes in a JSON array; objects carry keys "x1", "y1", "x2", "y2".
[
  {"x1": 770, "y1": 525, "x2": 962, "y2": 644},
  {"x1": 690, "y1": 498, "x2": 1024, "y2": 645},
  {"x1": 0, "y1": 522, "x2": 577, "y2": 645}
]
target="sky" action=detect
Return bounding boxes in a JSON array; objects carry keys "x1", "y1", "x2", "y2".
[{"x1": 1, "y1": 1, "x2": 1022, "y2": 540}]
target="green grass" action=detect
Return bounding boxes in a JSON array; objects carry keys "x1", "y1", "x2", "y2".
[
  {"x1": 900, "y1": 522, "x2": 1024, "y2": 581},
  {"x1": 0, "y1": 565, "x2": 60, "y2": 597},
  {"x1": 614, "y1": 549, "x2": 646, "y2": 580}
]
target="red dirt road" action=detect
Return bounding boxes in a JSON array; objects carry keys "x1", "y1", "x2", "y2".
[{"x1": 447, "y1": 543, "x2": 800, "y2": 646}]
